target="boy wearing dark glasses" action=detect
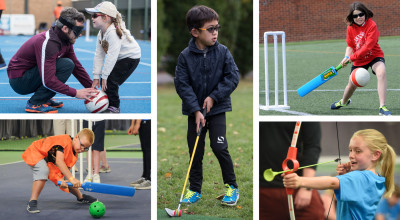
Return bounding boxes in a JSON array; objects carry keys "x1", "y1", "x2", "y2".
[
  {"x1": 7, "y1": 7, "x2": 96, "y2": 113},
  {"x1": 331, "y1": 2, "x2": 391, "y2": 116},
  {"x1": 22, "y1": 128, "x2": 97, "y2": 213},
  {"x1": 174, "y1": 5, "x2": 240, "y2": 206}
]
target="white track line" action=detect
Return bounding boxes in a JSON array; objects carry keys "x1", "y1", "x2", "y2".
[
  {"x1": 0, "y1": 160, "x2": 24, "y2": 166},
  {"x1": 74, "y1": 48, "x2": 151, "y2": 67}
]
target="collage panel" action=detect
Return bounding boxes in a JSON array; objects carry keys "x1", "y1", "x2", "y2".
[
  {"x1": 157, "y1": 0, "x2": 253, "y2": 219},
  {"x1": 0, "y1": 0, "x2": 151, "y2": 114},
  {"x1": 0, "y1": 119, "x2": 150, "y2": 219},
  {"x1": 259, "y1": 121, "x2": 400, "y2": 219},
  {"x1": 259, "y1": 0, "x2": 399, "y2": 116}
]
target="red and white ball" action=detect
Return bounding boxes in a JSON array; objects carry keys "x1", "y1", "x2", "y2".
[
  {"x1": 351, "y1": 68, "x2": 370, "y2": 87},
  {"x1": 84, "y1": 90, "x2": 109, "y2": 113}
]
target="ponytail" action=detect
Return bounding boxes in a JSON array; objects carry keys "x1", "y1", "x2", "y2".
[
  {"x1": 381, "y1": 144, "x2": 396, "y2": 198},
  {"x1": 353, "y1": 129, "x2": 396, "y2": 198},
  {"x1": 113, "y1": 13, "x2": 134, "y2": 42}
]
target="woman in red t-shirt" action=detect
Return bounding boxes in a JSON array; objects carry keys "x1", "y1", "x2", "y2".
[{"x1": 331, "y1": 2, "x2": 391, "y2": 116}]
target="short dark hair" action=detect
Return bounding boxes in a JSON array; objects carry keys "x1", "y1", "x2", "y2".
[
  {"x1": 186, "y1": 5, "x2": 219, "y2": 32},
  {"x1": 345, "y1": 2, "x2": 373, "y2": 25}
]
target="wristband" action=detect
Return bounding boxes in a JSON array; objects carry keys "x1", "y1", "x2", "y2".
[
  {"x1": 344, "y1": 56, "x2": 350, "y2": 59},
  {"x1": 68, "y1": 176, "x2": 75, "y2": 181}
]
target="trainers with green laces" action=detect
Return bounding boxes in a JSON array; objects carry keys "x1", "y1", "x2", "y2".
[
  {"x1": 379, "y1": 106, "x2": 392, "y2": 116},
  {"x1": 181, "y1": 189, "x2": 201, "y2": 204},
  {"x1": 221, "y1": 184, "x2": 239, "y2": 206},
  {"x1": 331, "y1": 99, "x2": 351, "y2": 110}
]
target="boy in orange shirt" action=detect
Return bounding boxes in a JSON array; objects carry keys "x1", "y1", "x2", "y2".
[{"x1": 22, "y1": 128, "x2": 97, "y2": 213}]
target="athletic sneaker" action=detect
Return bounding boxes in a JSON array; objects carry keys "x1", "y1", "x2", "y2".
[
  {"x1": 46, "y1": 99, "x2": 64, "y2": 108},
  {"x1": 135, "y1": 180, "x2": 151, "y2": 190},
  {"x1": 379, "y1": 105, "x2": 392, "y2": 116},
  {"x1": 99, "y1": 166, "x2": 111, "y2": 173},
  {"x1": 130, "y1": 177, "x2": 146, "y2": 187},
  {"x1": 77, "y1": 194, "x2": 97, "y2": 203},
  {"x1": 330, "y1": 99, "x2": 351, "y2": 110},
  {"x1": 92, "y1": 174, "x2": 101, "y2": 183},
  {"x1": 103, "y1": 106, "x2": 120, "y2": 113},
  {"x1": 221, "y1": 184, "x2": 239, "y2": 206},
  {"x1": 181, "y1": 189, "x2": 201, "y2": 204},
  {"x1": 27, "y1": 200, "x2": 40, "y2": 213},
  {"x1": 84, "y1": 174, "x2": 92, "y2": 183},
  {"x1": 25, "y1": 100, "x2": 58, "y2": 113}
]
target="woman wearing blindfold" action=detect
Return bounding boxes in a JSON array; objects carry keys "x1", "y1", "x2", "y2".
[
  {"x1": 86, "y1": 1, "x2": 141, "y2": 113},
  {"x1": 330, "y1": 2, "x2": 391, "y2": 116},
  {"x1": 6, "y1": 7, "x2": 97, "y2": 113}
]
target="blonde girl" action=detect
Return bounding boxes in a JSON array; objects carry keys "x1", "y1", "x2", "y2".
[
  {"x1": 284, "y1": 129, "x2": 395, "y2": 219},
  {"x1": 86, "y1": 1, "x2": 141, "y2": 113}
]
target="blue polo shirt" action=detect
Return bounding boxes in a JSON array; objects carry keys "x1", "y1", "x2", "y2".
[{"x1": 334, "y1": 170, "x2": 385, "y2": 220}]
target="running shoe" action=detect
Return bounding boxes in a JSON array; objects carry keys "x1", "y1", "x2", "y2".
[
  {"x1": 379, "y1": 105, "x2": 392, "y2": 116},
  {"x1": 330, "y1": 99, "x2": 351, "y2": 110},
  {"x1": 25, "y1": 101, "x2": 58, "y2": 113},
  {"x1": 181, "y1": 189, "x2": 201, "y2": 204},
  {"x1": 221, "y1": 184, "x2": 239, "y2": 206}
]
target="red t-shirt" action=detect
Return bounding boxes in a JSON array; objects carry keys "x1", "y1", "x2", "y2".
[{"x1": 346, "y1": 19, "x2": 384, "y2": 66}]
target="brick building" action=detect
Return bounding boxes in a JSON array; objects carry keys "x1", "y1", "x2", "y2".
[{"x1": 259, "y1": 0, "x2": 400, "y2": 43}]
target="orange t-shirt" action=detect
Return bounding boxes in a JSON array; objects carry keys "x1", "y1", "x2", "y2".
[
  {"x1": 53, "y1": 6, "x2": 63, "y2": 19},
  {"x1": 22, "y1": 135, "x2": 78, "y2": 192},
  {"x1": 0, "y1": 0, "x2": 5, "y2": 11}
]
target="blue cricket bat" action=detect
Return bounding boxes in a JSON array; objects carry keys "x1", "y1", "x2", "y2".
[
  {"x1": 57, "y1": 181, "x2": 135, "y2": 197},
  {"x1": 297, "y1": 63, "x2": 344, "y2": 97}
]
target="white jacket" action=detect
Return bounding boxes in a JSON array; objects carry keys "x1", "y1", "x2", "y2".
[{"x1": 92, "y1": 24, "x2": 141, "y2": 80}]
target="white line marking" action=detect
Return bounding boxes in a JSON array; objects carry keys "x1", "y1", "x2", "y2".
[
  {"x1": 0, "y1": 160, "x2": 24, "y2": 166},
  {"x1": 74, "y1": 48, "x2": 151, "y2": 67}
]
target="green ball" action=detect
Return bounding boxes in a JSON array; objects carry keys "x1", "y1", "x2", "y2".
[{"x1": 89, "y1": 201, "x2": 106, "y2": 218}]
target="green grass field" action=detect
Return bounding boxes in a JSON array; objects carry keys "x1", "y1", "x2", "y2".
[
  {"x1": 259, "y1": 36, "x2": 400, "y2": 115},
  {"x1": 157, "y1": 80, "x2": 253, "y2": 219},
  {"x1": 0, "y1": 133, "x2": 142, "y2": 165}
]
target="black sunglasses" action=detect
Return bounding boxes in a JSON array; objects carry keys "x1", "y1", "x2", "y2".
[
  {"x1": 352, "y1": 12, "x2": 365, "y2": 19},
  {"x1": 92, "y1": 13, "x2": 105, "y2": 19},
  {"x1": 59, "y1": 16, "x2": 84, "y2": 38},
  {"x1": 198, "y1": 25, "x2": 221, "y2": 33}
]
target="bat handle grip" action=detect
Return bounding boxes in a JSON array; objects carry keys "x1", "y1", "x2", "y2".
[
  {"x1": 336, "y1": 64, "x2": 343, "y2": 71},
  {"x1": 57, "y1": 181, "x2": 73, "y2": 186}
]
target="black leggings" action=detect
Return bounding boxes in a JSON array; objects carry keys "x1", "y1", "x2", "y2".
[{"x1": 102, "y1": 58, "x2": 140, "y2": 108}]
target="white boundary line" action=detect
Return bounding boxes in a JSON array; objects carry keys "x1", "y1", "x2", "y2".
[
  {"x1": 74, "y1": 48, "x2": 151, "y2": 67},
  {"x1": 0, "y1": 160, "x2": 24, "y2": 166}
]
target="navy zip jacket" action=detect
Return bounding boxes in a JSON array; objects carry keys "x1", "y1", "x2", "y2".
[{"x1": 174, "y1": 38, "x2": 239, "y2": 116}]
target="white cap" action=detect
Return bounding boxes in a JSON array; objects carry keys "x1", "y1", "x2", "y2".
[{"x1": 85, "y1": 1, "x2": 118, "y2": 18}]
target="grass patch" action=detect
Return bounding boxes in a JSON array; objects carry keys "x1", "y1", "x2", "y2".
[
  {"x1": 157, "y1": 80, "x2": 253, "y2": 219},
  {"x1": 259, "y1": 36, "x2": 400, "y2": 115}
]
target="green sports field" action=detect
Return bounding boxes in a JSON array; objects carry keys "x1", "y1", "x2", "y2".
[
  {"x1": 157, "y1": 80, "x2": 253, "y2": 219},
  {"x1": 259, "y1": 36, "x2": 400, "y2": 115}
]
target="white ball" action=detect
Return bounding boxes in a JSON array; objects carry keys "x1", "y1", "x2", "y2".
[
  {"x1": 351, "y1": 68, "x2": 370, "y2": 87},
  {"x1": 84, "y1": 90, "x2": 109, "y2": 113}
]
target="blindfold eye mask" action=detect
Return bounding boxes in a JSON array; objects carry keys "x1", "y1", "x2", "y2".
[{"x1": 59, "y1": 16, "x2": 84, "y2": 37}]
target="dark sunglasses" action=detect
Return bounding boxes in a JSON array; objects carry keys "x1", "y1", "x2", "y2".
[
  {"x1": 59, "y1": 16, "x2": 84, "y2": 38},
  {"x1": 352, "y1": 12, "x2": 365, "y2": 19},
  {"x1": 198, "y1": 25, "x2": 221, "y2": 33},
  {"x1": 92, "y1": 13, "x2": 105, "y2": 19}
]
